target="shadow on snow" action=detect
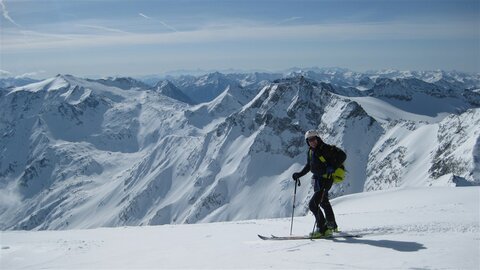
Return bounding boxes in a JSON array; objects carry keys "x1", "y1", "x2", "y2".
[{"x1": 332, "y1": 237, "x2": 427, "y2": 252}]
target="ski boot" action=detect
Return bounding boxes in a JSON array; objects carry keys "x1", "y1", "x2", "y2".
[
  {"x1": 309, "y1": 227, "x2": 333, "y2": 238},
  {"x1": 326, "y1": 221, "x2": 339, "y2": 233}
]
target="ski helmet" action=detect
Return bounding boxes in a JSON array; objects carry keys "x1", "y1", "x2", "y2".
[{"x1": 304, "y1": 130, "x2": 319, "y2": 140}]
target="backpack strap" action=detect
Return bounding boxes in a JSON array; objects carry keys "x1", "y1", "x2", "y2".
[{"x1": 309, "y1": 148, "x2": 327, "y2": 163}]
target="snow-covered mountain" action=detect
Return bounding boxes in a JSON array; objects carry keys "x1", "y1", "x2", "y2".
[
  {"x1": 140, "y1": 68, "x2": 479, "y2": 102},
  {"x1": 0, "y1": 70, "x2": 479, "y2": 231},
  {"x1": 154, "y1": 71, "x2": 282, "y2": 105},
  {"x1": 153, "y1": 80, "x2": 194, "y2": 105},
  {"x1": 0, "y1": 77, "x2": 39, "y2": 89},
  {"x1": 170, "y1": 72, "x2": 242, "y2": 104},
  {"x1": 92, "y1": 76, "x2": 152, "y2": 91},
  {"x1": 287, "y1": 67, "x2": 480, "y2": 91}
]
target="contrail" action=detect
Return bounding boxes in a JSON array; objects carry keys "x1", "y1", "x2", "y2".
[
  {"x1": 0, "y1": 0, "x2": 21, "y2": 27},
  {"x1": 139, "y1": 12, "x2": 178, "y2": 32},
  {"x1": 139, "y1": 13, "x2": 152, "y2": 20}
]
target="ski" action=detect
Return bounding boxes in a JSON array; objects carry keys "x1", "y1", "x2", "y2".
[{"x1": 258, "y1": 232, "x2": 361, "y2": 241}]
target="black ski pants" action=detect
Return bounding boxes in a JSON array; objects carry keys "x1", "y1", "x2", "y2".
[{"x1": 308, "y1": 176, "x2": 335, "y2": 230}]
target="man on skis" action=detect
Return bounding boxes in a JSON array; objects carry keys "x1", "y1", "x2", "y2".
[{"x1": 292, "y1": 130, "x2": 346, "y2": 238}]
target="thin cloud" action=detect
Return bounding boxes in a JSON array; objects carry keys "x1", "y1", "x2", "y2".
[
  {"x1": 0, "y1": 69, "x2": 12, "y2": 77},
  {"x1": 0, "y1": 69, "x2": 45, "y2": 78},
  {"x1": 77, "y1": 24, "x2": 130, "y2": 34},
  {"x1": 277, "y1": 16, "x2": 303, "y2": 25},
  {"x1": 139, "y1": 12, "x2": 178, "y2": 32},
  {"x1": 0, "y1": 0, "x2": 21, "y2": 27},
  {"x1": 19, "y1": 30, "x2": 77, "y2": 40},
  {"x1": 2, "y1": 20, "x2": 477, "y2": 51},
  {"x1": 15, "y1": 70, "x2": 46, "y2": 79}
]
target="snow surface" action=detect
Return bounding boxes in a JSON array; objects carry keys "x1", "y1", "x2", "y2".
[{"x1": 1, "y1": 186, "x2": 479, "y2": 269}]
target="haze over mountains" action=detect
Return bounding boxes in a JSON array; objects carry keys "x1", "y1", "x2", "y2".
[{"x1": 0, "y1": 68, "x2": 478, "y2": 230}]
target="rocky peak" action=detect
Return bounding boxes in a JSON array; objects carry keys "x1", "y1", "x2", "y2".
[
  {"x1": 370, "y1": 77, "x2": 456, "y2": 100},
  {"x1": 95, "y1": 76, "x2": 151, "y2": 90},
  {"x1": 154, "y1": 80, "x2": 193, "y2": 104}
]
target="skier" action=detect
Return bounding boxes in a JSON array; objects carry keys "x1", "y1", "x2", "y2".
[{"x1": 292, "y1": 130, "x2": 346, "y2": 238}]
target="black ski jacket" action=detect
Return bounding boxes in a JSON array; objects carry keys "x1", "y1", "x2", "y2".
[{"x1": 297, "y1": 141, "x2": 346, "y2": 179}]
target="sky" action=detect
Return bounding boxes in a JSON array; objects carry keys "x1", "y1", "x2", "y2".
[{"x1": 0, "y1": 0, "x2": 479, "y2": 79}]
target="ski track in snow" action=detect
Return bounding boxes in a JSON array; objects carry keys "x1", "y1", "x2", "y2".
[{"x1": 1, "y1": 186, "x2": 479, "y2": 269}]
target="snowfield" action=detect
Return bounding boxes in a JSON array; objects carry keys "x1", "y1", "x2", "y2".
[{"x1": 1, "y1": 186, "x2": 479, "y2": 269}]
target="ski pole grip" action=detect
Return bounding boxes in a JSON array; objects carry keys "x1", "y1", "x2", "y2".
[{"x1": 295, "y1": 178, "x2": 301, "y2": 186}]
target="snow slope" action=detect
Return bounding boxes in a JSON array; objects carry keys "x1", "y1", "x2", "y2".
[{"x1": 1, "y1": 186, "x2": 478, "y2": 269}]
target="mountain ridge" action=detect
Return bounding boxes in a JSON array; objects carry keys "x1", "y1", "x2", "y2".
[{"x1": 0, "y1": 70, "x2": 478, "y2": 230}]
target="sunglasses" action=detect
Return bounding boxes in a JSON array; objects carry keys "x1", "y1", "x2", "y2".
[{"x1": 307, "y1": 137, "x2": 317, "y2": 142}]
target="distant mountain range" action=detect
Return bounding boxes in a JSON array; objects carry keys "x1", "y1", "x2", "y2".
[
  {"x1": 0, "y1": 77, "x2": 39, "y2": 89},
  {"x1": 0, "y1": 68, "x2": 478, "y2": 230}
]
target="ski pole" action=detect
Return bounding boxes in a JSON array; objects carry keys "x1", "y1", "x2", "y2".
[
  {"x1": 311, "y1": 219, "x2": 317, "y2": 239},
  {"x1": 290, "y1": 178, "x2": 301, "y2": 235}
]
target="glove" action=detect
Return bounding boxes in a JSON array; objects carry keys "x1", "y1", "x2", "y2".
[
  {"x1": 292, "y1": 172, "x2": 301, "y2": 181},
  {"x1": 326, "y1": 166, "x2": 335, "y2": 174}
]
